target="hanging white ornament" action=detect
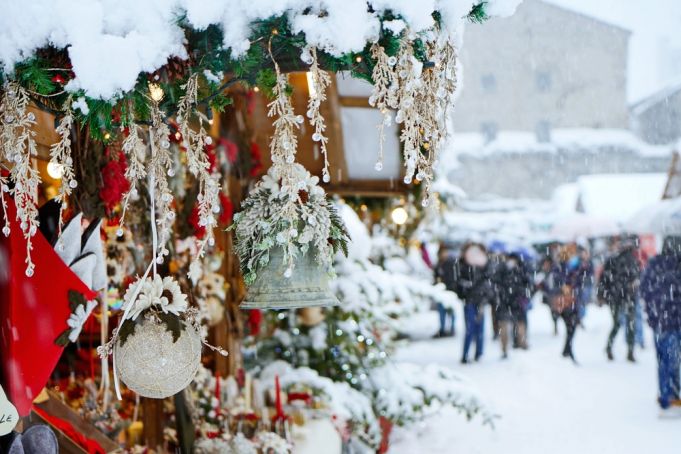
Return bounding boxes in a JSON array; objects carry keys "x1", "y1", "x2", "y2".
[{"x1": 114, "y1": 315, "x2": 201, "y2": 399}]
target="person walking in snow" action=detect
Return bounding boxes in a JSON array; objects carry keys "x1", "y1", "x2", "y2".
[
  {"x1": 640, "y1": 236, "x2": 681, "y2": 417},
  {"x1": 574, "y1": 246, "x2": 595, "y2": 323},
  {"x1": 453, "y1": 242, "x2": 495, "y2": 363},
  {"x1": 495, "y1": 253, "x2": 531, "y2": 358},
  {"x1": 598, "y1": 235, "x2": 641, "y2": 362},
  {"x1": 536, "y1": 253, "x2": 560, "y2": 335},
  {"x1": 434, "y1": 243, "x2": 457, "y2": 337},
  {"x1": 546, "y1": 245, "x2": 581, "y2": 362}
]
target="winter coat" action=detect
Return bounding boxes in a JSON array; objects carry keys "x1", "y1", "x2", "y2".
[
  {"x1": 494, "y1": 262, "x2": 531, "y2": 321},
  {"x1": 452, "y1": 258, "x2": 495, "y2": 310},
  {"x1": 597, "y1": 248, "x2": 640, "y2": 307},
  {"x1": 545, "y1": 262, "x2": 579, "y2": 314},
  {"x1": 641, "y1": 253, "x2": 681, "y2": 333},
  {"x1": 434, "y1": 256, "x2": 457, "y2": 292}
]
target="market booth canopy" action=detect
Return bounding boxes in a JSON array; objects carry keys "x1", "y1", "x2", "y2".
[
  {"x1": 549, "y1": 213, "x2": 620, "y2": 241},
  {"x1": 626, "y1": 197, "x2": 681, "y2": 235}
]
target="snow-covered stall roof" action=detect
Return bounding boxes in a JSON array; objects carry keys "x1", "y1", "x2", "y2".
[{"x1": 572, "y1": 173, "x2": 666, "y2": 221}]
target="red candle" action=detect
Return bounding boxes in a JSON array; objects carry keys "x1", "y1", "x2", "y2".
[
  {"x1": 275, "y1": 375, "x2": 283, "y2": 418},
  {"x1": 215, "y1": 371, "x2": 221, "y2": 416}
]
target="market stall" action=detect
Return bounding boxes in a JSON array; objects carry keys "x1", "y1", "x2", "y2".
[{"x1": 0, "y1": 1, "x2": 520, "y2": 452}]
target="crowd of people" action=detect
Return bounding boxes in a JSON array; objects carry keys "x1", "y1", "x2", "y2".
[{"x1": 432, "y1": 234, "x2": 681, "y2": 417}]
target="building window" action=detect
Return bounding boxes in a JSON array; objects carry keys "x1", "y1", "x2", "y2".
[
  {"x1": 480, "y1": 74, "x2": 496, "y2": 92},
  {"x1": 481, "y1": 122, "x2": 498, "y2": 143},
  {"x1": 535, "y1": 71, "x2": 551, "y2": 92},
  {"x1": 535, "y1": 120, "x2": 551, "y2": 143}
]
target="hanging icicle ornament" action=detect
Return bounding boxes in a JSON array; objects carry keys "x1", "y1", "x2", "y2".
[
  {"x1": 229, "y1": 42, "x2": 350, "y2": 309},
  {"x1": 48, "y1": 97, "x2": 76, "y2": 243},
  {"x1": 176, "y1": 74, "x2": 222, "y2": 281},
  {"x1": 381, "y1": 30, "x2": 459, "y2": 207},
  {"x1": 305, "y1": 47, "x2": 332, "y2": 183},
  {"x1": 368, "y1": 44, "x2": 399, "y2": 172},
  {"x1": 394, "y1": 40, "x2": 424, "y2": 186},
  {"x1": 0, "y1": 82, "x2": 41, "y2": 276},
  {"x1": 412, "y1": 33, "x2": 458, "y2": 207},
  {"x1": 148, "y1": 102, "x2": 175, "y2": 262},
  {"x1": 117, "y1": 118, "x2": 147, "y2": 237}
]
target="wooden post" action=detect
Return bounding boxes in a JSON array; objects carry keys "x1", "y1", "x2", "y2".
[{"x1": 142, "y1": 398, "x2": 165, "y2": 451}]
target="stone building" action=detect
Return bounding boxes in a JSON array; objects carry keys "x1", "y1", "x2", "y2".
[
  {"x1": 631, "y1": 82, "x2": 681, "y2": 145},
  {"x1": 452, "y1": 0, "x2": 630, "y2": 140},
  {"x1": 438, "y1": 0, "x2": 672, "y2": 201}
]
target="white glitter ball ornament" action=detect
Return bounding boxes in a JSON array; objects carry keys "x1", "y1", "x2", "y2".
[{"x1": 114, "y1": 317, "x2": 201, "y2": 398}]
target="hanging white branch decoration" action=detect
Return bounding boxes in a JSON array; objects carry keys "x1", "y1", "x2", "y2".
[
  {"x1": 368, "y1": 43, "x2": 399, "y2": 172},
  {"x1": 0, "y1": 82, "x2": 41, "y2": 276},
  {"x1": 49, "y1": 96, "x2": 76, "y2": 243},
  {"x1": 395, "y1": 40, "x2": 424, "y2": 186},
  {"x1": 305, "y1": 47, "x2": 332, "y2": 183},
  {"x1": 117, "y1": 118, "x2": 147, "y2": 237},
  {"x1": 149, "y1": 102, "x2": 175, "y2": 262},
  {"x1": 177, "y1": 74, "x2": 222, "y2": 281}
]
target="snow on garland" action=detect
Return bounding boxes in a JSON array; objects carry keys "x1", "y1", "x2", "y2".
[{"x1": 0, "y1": 1, "x2": 521, "y2": 98}]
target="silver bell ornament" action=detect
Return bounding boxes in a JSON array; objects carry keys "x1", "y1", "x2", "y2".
[
  {"x1": 240, "y1": 247, "x2": 339, "y2": 310},
  {"x1": 114, "y1": 317, "x2": 201, "y2": 398}
]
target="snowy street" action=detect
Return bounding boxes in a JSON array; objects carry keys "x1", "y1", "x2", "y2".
[{"x1": 390, "y1": 304, "x2": 681, "y2": 453}]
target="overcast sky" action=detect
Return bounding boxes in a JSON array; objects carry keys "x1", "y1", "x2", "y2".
[{"x1": 544, "y1": 0, "x2": 681, "y2": 103}]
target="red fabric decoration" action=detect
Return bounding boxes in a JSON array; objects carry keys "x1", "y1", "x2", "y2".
[
  {"x1": 51, "y1": 74, "x2": 65, "y2": 85},
  {"x1": 246, "y1": 90, "x2": 256, "y2": 115},
  {"x1": 246, "y1": 309, "x2": 262, "y2": 336},
  {"x1": 287, "y1": 392, "x2": 312, "y2": 405},
  {"x1": 188, "y1": 205, "x2": 206, "y2": 239},
  {"x1": 219, "y1": 193, "x2": 233, "y2": 225},
  {"x1": 33, "y1": 406, "x2": 106, "y2": 454},
  {"x1": 0, "y1": 199, "x2": 97, "y2": 416},
  {"x1": 220, "y1": 138, "x2": 239, "y2": 165},
  {"x1": 249, "y1": 142, "x2": 263, "y2": 177},
  {"x1": 99, "y1": 149, "x2": 130, "y2": 214}
]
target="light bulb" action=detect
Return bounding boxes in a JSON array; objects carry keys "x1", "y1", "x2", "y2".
[
  {"x1": 47, "y1": 161, "x2": 64, "y2": 179},
  {"x1": 306, "y1": 71, "x2": 317, "y2": 98},
  {"x1": 391, "y1": 207, "x2": 408, "y2": 226},
  {"x1": 149, "y1": 83, "x2": 165, "y2": 102}
]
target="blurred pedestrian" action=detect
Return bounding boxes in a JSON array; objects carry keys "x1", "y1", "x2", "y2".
[
  {"x1": 574, "y1": 246, "x2": 595, "y2": 323},
  {"x1": 547, "y1": 245, "x2": 580, "y2": 362},
  {"x1": 433, "y1": 244, "x2": 456, "y2": 337},
  {"x1": 598, "y1": 235, "x2": 641, "y2": 362},
  {"x1": 640, "y1": 236, "x2": 681, "y2": 418},
  {"x1": 453, "y1": 242, "x2": 495, "y2": 364},
  {"x1": 536, "y1": 254, "x2": 560, "y2": 335},
  {"x1": 495, "y1": 253, "x2": 531, "y2": 358}
]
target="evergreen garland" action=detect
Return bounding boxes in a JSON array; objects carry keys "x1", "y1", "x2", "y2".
[{"x1": 0, "y1": 3, "x2": 491, "y2": 142}]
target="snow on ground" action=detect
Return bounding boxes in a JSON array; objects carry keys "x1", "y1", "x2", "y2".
[{"x1": 389, "y1": 304, "x2": 681, "y2": 454}]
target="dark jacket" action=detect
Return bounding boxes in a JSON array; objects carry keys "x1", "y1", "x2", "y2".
[
  {"x1": 641, "y1": 253, "x2": 681, "y2": 333},
  {"x1": 434, "y1": 256, "x2": 457, "y2": 292},
  {"x1": 494, "y1": 260, "x2": 531, "y2": 320},
  {"x1": 453, "y1": 258, "x2": 495, "y2": 309},
  {"x1": 597, "y1": 248, "x2": 640, "y2": 307}
]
